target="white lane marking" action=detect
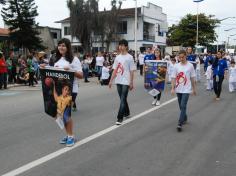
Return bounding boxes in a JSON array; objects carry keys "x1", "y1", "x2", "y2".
[
  {"x1": 2, "y1": 97, "x2": 177, "y2": 176},
  {"x1": 0, "y1": 92, "x2": 20, "y2": 96}
]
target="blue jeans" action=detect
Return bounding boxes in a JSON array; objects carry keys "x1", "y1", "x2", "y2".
[
  {"x1": 176, "y1": 93, "x2": 189, "y2": 125},
  {"x1": 96, "y1": 66, "x2": 102, "y2": 80},
  {"x1": 83, "y1": 67, "x2": 89, "y2": 82},
  {"x1": 116, "y1": 84, "x2": 130, "y2": 120}
]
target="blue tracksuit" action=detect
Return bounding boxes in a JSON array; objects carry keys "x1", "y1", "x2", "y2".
[
  {"x1": 212, "y1": 59, "x2": 228, "y2": 76},
  {"x1": 187, "y1": 54, "x2": 197, "y2": 69},
  {"x1": 144, "y1": 54, "x2": 155, "y2": 62}
]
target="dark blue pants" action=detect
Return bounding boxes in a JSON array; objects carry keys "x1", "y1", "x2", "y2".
[
  {"x1": 0, "y1": 73, "x2": 7, "y2": 89},
  {"x1": 83, "y1": 67, "x2": 89, "y2": 82},
  {"x1": 116, "y1": 84, "x2": 130, "y2": 120},
  {"x1": 213, "y1": 75, "x2": 224, "y2": 98},
  {"x1": 177, "y1": 93, "x2": 189, "y2": 125}
]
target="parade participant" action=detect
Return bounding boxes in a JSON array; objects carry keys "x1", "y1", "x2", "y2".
[
  {"x1": 151, "y1": 49, "x2": 163, "y2": 106},
  {"x1": 0, "y1": 52, "x2": 7, "y2": 89},
  {"x1": 53, "y1": 38, "x2": 83, "y2": 146},
  {"x1": 95, "y1": 51, "x2": 105, "y2": 81},
  {"x1": 212, "y1": 51, "x2": 228, "y2": 101},
  {"x1": 196, "y1": 55, "x2": 201, "y2": 82},
  {"x1": 109, "y1": 39, "x2": 136, "y2": 125},
  {"x1": 205, "y1": 60, "x2": 213, "y2": 90},
  {"x1": 168, "y1": 56, "x2": 176, "y2": 83},
  {"x1": 171, "y1": 50, "x2": 196, "y2": 132},
  {"x1": 228, "y1": 60, "x2": 236, "y2": 92},
  {"x1": 144, "y1": 47, "x2": 155, "y2": 62},
  {"x1": 186, "y1": 47, "x2": 197, "y2": 69},
  {"x1": 138, "y1": 49, "x2": 145, "y2": 76},
  {"x1": 204, "y1": 52, "x2": 213, "y2": 72}
]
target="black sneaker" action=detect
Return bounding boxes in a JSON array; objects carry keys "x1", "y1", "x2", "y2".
[
  {"x1": 177, "y1": 125, "x2": 182, "y2": 132},
  {"x1": 116, "y1": 119, "x2": 123, "y2": 125}
]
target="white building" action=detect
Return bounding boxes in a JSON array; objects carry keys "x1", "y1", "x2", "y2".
[{"x1": 56, "y1": 2, "x2": 167, "y2": 53}]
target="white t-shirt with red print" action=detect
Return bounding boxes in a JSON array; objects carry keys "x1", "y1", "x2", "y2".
[
  {"x1": 171, "y1": 62, "x2": 196, "y2": 93},
  {"x1": 112, "y1": 53, "x2": 136, "y2": 85}
]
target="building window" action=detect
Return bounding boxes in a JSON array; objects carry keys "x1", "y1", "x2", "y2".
[
  {"x1": 51, "y1": 32, "x2": 58, "y2": 39},
  {"x1": 157, "y1": 24, "x2": 163, "y2": 36},
  {"x1": 64, "y1": 26, "x2": 71, "y2": 36},
  {"x1": 117, "y1": 21, "x2": 127, "y2": 34}
]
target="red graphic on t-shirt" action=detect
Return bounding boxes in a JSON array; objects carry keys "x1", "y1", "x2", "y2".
[
  {"x1": 176, "y1": 72, "x2": 187, "y2": 87},
  {"x1": 116, "y1": 62, "x2": 124, "y2": 75}
]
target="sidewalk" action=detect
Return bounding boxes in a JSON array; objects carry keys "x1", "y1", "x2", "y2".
[{"x1": 6, "y1": 76, "x2": 103, "y2": 90}]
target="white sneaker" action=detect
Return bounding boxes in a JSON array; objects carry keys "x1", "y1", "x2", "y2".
[
  {"x1": 152, "y1": 99, "x2": 157, "y2": 105},
  {"x1": 155, "y1": 101, "x2": 160, "y2": 106}
]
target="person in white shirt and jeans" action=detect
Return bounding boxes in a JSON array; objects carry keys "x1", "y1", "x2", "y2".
[
  {"x1": 171, "y1": 50, "x2": 196, "y2": 132},
  {"x1": 138, "y1": 50, "x2": 145, "y2": 76},
  {"x1": 96, "y1": 51, "x2": 105, "y2": 81},
  {"x1": 109, "y1": 39, "x2": 136, "y2": 125}
]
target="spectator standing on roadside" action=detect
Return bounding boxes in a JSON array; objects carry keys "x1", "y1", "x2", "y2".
[
  {"x1": 96, "y1": 51, "x2": 105, "y2": 81},
  {"x1": 0, "y1": 52, "x2": 7, "y2": 89}
]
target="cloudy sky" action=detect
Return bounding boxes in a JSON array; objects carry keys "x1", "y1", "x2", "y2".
[{"x1": 1, "y1": 0, "x2": 236, "y2": 44}]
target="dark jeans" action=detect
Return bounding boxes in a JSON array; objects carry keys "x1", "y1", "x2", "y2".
[
  {"x1": 28, "y1": 72, "x2": 34, "y2": 86},
  {"x1": 72, "y1": 93, "x2": 77, "y2": 108},
  {"x1": 96, "y1": 66, "x2": 102, "y2": 81},
  {"x1": 177, "y1": 93, "x2": 189, "y2": 125},
  {"x1": 83, "y1": 67, "x2": 89, "y2": 82},
  {"x1": 154, "y1": 92, "x2": 162, "y2": 100},
  {"x1": 12, "y1": 67, "x2": 17, "y2": 83},
  {"x1": 116, "y1": 84, "x2": 130, "y2": 120},
  {"x1": 8, "y1": 69, "x2": 13, "y2": 83},
  {"x1": 101, "y1": 79, "x2": 109, "y2": 85},
  {"x1": 204, "y1": 66, "x2": 207, "y2": 72},
  {"x1": 213, "y1": 75, "x2": 224, "y2": 98},
  {"x1": 0, "y1": 72, "x2": 7, "y2": 89},
  {"x1": 139, "y1": 65, "x2": 143, "y2": 76}
]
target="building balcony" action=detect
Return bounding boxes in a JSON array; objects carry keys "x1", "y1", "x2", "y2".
[{"x1": 143, "y1": 34, "x2": 155, "y2": 42}]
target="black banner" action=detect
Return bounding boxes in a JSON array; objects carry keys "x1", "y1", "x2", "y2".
[{"x1": 40, "y1": 68, "x2": 75, "y2": 121}]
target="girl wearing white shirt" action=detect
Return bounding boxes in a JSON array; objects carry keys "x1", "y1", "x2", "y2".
[{"x1": 54, "y1": 38, "x2": 83, "y2": 147}]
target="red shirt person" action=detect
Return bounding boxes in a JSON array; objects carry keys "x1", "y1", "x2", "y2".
[{"x1": 0, "y1": 52, "x2": 8, "y2": 89}]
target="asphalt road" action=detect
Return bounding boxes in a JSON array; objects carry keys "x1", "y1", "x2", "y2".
[{"x1": 0, "y1": 72, "x2": 236, "y2": 176}]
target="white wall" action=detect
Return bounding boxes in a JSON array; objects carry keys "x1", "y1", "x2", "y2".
[{"x1": 59, "y1": 2, "x2": 167, "y2": 51}]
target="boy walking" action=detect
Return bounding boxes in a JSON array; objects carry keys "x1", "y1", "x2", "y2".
[
  {"x1": 171, "y1": 50, "x2": 196, "y2": 132},
  {"x1": 109, "y1": 39, "x2": 136, "y2": 125}
]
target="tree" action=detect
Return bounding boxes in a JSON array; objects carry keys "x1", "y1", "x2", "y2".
[
  {"x1": 104, "y1": 0, "x2": 122, "y2": 51},
  {"x1": 1, "y1": 0, "x2": 44, "y2": 51},
  {"x1": 67, "y1": 0, "x2": 99, "y2": 53},
  {"x1": 0, "y1": 0, "x2": 6, "y2": 5},
  {"x1": 167, "y1": 14, "x2": 220, "y2": 47}
]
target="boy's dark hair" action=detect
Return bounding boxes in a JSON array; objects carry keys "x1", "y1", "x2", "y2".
[
  {"x1": 179, "y1": 50, "x2": 187, "y2": 56},
  {"x1": 118, "y1": 39, "x2": 128, "y2": 47},
  {"x1": 231, "y1": 60, "x2": 235, "y2": 64},
  {"x1": 208, "y1": 60, "x2": 212, "y2": 65}
]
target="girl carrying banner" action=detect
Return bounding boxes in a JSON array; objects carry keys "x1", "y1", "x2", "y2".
[{"x1": 41, "y1": 38, "x2": 83, "y2": 147}]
